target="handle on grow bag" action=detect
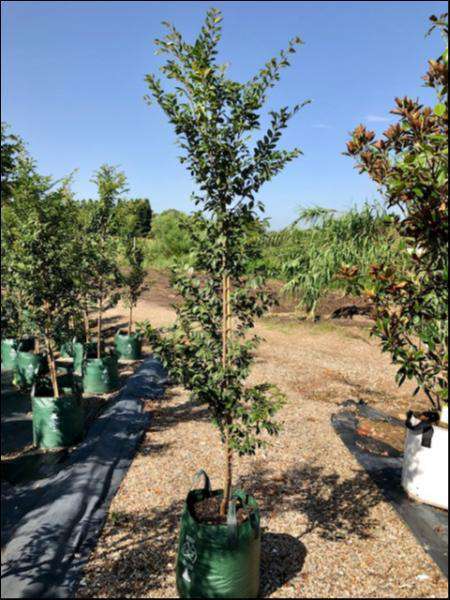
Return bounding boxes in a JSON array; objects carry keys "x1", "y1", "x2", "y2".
[
  {"x1": 232, "y1": 489, "x2": 260, "y2": 539},
  {"x1": 190, "y1": 470, "x2": 212, "y2": 496},
  {"x1": 405, "y1": 410, "x2": 440, "y2": 448}
]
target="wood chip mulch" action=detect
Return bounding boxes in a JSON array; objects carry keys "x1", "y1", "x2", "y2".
[{"x1": 77, "y1": 305, "x2": 448, "y2": 599}]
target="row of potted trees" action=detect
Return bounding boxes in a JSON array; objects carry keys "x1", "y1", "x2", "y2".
[{"x1": 1, "y1": 151, "x2": 147, "y2": 450}]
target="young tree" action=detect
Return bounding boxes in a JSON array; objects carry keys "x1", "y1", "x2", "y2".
[
  {"x1": 143, "y1": 8, "x2": 307, "y2": 515},
  {"x1": 7, "y1": 157, "x2": 80, "y2": 397},
  {"x1": 88, "y1": 165, "x2": 128, "y2": 358},
  {"x1": 120, "y1": 237, "x2": 147, "y2": 335},
  {"x1": 345, "y1": 13, "x2": 448, "y2": 412}
]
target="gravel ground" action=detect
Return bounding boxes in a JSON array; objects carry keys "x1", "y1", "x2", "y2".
[{"x1": 77, "y1": 287, "x2": 448, "y2": 599}]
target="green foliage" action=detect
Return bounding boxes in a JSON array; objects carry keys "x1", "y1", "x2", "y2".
[
  {"x1": 345, "y1": 13, "x2": 448, "y2": 411},
  {"x1": 3, "y1": 155, "x2": 82, "y2": 393},
  {"x1": 113, "y1": 198, "x2": 153, "y2": 238},
  {"x1": 143, "y1": 209, "x2": 194, "y2": 268},
  {"x1": 140, "y1": 7, "x2": 306, "y2": 506},
  {"x1": 83, "y1": 165, "x2": 127, "y2": 355},
  {"x1": 1, "y1": 122, "x2": 25, "y2": 206},
  {"x1": 120, "y1": 237, "x2": 147, "y2": 334},
  {"x1": 274, "y1": 203, "x2": 407, "y2": 318}
]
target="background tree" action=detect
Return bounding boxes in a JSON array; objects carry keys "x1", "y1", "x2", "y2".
[
  {"x1": 143, "y1": 8, "x2": 307, "y2": 515},
  {"x1": 345, "y1": 13, "x2": 448, "y2": 412},
  {"x1": 144, "y1": 209, "x2": 195, "y2": 268},
  {"x1": 114, "y1": 198, "x2": 153, "y2": 238},
  {"x1": 120, "y1": 237, "x2": 147, "y2": 335},
  {"x1": 88, "y1": 165, "x2": 128, "y2": 358}
]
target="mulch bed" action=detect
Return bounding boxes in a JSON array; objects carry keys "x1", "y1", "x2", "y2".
[{"x1": 77, "y1": 318, "x2": 448, "y2": 598}]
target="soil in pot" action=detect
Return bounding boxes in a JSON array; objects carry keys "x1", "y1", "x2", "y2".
[{"x1": 191, "y1": 494, "x2": 251, "y2": 526}]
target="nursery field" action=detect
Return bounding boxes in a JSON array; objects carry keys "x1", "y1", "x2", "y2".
[{"x1": 77, "y1": 274, "x2": 448, "y2": 599}]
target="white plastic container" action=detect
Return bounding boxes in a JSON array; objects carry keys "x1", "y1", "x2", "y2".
[{"x1": 402, "y1": 423, "x2": 448, "y2": 510}]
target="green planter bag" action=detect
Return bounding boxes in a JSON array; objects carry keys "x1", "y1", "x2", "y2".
[
  {"x1": 114, "y1": 331, "x2": 142, "y2": 360},
  {"x1": 59, "y1": 338, "x2": 76, "y2": 358},
  {"x1": 32, "y1": 376, "x2": 84, "y2": 449},
  {"x1": 73, "y1": 341, "x2": 97, "y2": 375},
  {"x1": 14, "y1": 351, "x2": 46, "y2": 388},
  {"x1": 176, "y1": 471, "x2": 261, "y2": 599},
  {"x1": 1, "y1": 338, "x2": 18, "y2": 371},
  {"x1": 82, "y1": 353, "x2": 120, "y2": 394}
]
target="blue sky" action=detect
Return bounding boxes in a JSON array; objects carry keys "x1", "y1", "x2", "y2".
[{"x1": 1, "y1": 1, "x2": 447, "y2": 229}]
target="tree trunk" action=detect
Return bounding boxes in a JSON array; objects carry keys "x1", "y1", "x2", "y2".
[
  {"x1": 45, "y1": 336, "x2": 60, "y2": 398},
  {"x1": 220, "y1": 273, "x2": 233, "y2": 517},
  {"x1": 129, "y1": 305, "x2": 133, "y2": 336},
  {"x1": 97, "y1": 296, "x2": 103, "y2": 359},
  {"x1": 84, "y1": 308, "x2": 90, "y2": 341}
]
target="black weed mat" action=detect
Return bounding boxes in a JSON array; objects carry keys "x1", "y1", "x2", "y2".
[
  {"x1": 1, "y1": 357, "x2": 167, "y2": 599},
  {"x1": 332, "y1": 403, "x2": 448, "y2": 578}
]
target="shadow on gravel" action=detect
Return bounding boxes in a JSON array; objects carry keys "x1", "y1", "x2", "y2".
[
  {"x1": 260, "y1": 532, "x2": 307, "y2": 598},
  {"x1": 77, "y1": 500, "x2": 184, "y2": 598},
  {"x1": 239, "y1": 462, "x2": 381, "y2": 542},
  {"x1": 152, "y1": 396, "x2": 210, "y2": 432},
  {"x1": 77, "y1": 462, "x2": 376, "y2": 598}
]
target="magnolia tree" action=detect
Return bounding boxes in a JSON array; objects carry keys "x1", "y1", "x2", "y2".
[
  {"x1": 121, "y1": 237, "x2": 147, "y2": 335},
  {"x1": 86, "y1": 165, "x2": 127, "y2": 358},
  {"x1": 6, "y1": 157, "x2": 80, "y2": 396},
  {"x1": 345, "y1": 13, "x2": 448, "y2": 412},
  {"x1": 142, "y1": 8, "x2": 307, "y2": 515}
]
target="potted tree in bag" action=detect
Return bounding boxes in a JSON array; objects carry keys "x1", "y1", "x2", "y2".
[
  {"x1": 115, "y1": 237, "x2": 147, "y2": 360},
  {"x1": 7, "y1": 156, "x2": 84, "y2": 448},
  {"x1": 81, "y1": 165, "x2": 126, "y2": 394},
  {"x1": 142, "y1": 9, "x2": 307, "y2": 597},
  {"x1": 346, "y1": 13, "x2": 448, "y2": 510},
  {"x1": 1, "y1": 125, "x2": 31, "y2": 373}
]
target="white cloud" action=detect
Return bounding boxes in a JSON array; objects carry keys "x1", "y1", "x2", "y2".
[
  {"x1": 312, "y1": 123, "x2": 331, "y2": 129},
  {"x1": 365, "y1": 114, "x2": 391, "y2": 123}
]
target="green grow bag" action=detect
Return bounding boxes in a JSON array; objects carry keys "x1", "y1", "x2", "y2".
[
  {"x1": 176, "y1": 471, "x2": 261, "y2": 599},
  {"x1": 82, "y1": 354, "x2": 120, "y2": 394},
  {"x1": 60, "y1": 339, "x2": 75, "y2": 358},
  {"x1": 14, "y1": 351, "x2": 46, "y2": 388},
  {"x1": 114, "y1": 331, "x2": 142, "y2": 360},
  {"x1": 1, "y1": 338, "x2": 18, "y2": 371},
  {"x1": 32, "y1": 377, "x2": 84, "y2": 449},
  {"x1": 73, "y1": 341, "x2": 97, "y2": 375}
]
